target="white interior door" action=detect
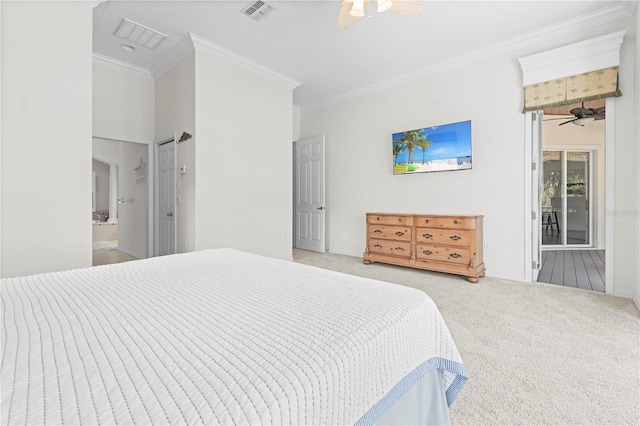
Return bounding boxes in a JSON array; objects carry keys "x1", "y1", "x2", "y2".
[
  {"x1": 531, "y1": 111, "x2": 542, "y2": 281},
  {"x1": 158, "y1": 141, "x2": 176, "y2": 256},
  {"x1": 294, "y1": 135, "x2": 325, "y2": 252}
]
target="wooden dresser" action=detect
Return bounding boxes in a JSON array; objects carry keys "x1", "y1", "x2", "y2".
[{"x1": 363, "y1": 213, "x2": 485, "y2": 283}]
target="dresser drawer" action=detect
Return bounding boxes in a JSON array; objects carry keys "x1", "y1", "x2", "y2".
[
  {"x1": 416, "y1": 228, "x2": 470, "y2": 246},
  {"x1": 415, "y1": 216, "x2": 475, "y2": 229},
  {"x1": 369, "y1": 225, "x2": 412, "y2": 241},
  {"x1": 368, "y1": 214, "x2": 413, "y2": 226},
  {"x1": 369, "y1": 239, "x2": 411, "y2": 257},
  {"x1": 416, "y1": 244, "x2": 470, "y2": 264},
  {"x1": 364, "y1": 213, "x2": 484, "y2": 283}
]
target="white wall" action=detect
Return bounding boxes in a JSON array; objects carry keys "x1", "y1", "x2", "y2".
[
  {"x1": 193, "y1": 49, "x2": 294, "y2": 260},
  {"x1": 612, "y1": 31, "x2": 637, "y2": 298},
  {"x1": 0, "y1": 0, "x2": 3, "y2": 278},
  {"x1": 302, "y1": 56, "x2": 524, "y2": 280},
  {"x1": 300, "y1": 20, "x2": 637, "y2": 289},
  {"x1": 155, "y1": 52, "x2": 196, "y2": 254},
  {"x1": 634, "y1": 5, "x2": 640, "y2": 310},
  {"x1": 542, "y1": 120, "x2": 605, "y2": 249},
  {"x1": 93, "y1": 63, "x2": 155, "y2": 143},
  {"x1": 1, "y1": 1, "x2": 93, "y2": 278}
]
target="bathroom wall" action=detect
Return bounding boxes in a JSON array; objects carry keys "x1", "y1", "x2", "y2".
[{"x1": 92, "y1": 159, "x2": 109, "y2": 214}]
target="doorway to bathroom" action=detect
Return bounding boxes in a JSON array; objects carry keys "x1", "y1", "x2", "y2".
[{"x1": 92, "y1": 137, "x2": 149, "y2": 266}]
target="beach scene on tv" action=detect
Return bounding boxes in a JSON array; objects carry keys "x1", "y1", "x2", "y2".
[{"x1": 392, "y1": 120, "x2": 472, "y2": 174}]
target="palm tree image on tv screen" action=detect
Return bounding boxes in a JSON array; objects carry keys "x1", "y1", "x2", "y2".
[{"x1": 392, "y1": 120, "x2": 472, "y2": 174}]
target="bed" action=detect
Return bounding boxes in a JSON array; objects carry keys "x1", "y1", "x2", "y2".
[{"x1": 1, "y1": 248, "x2": 467, "y2": 425}]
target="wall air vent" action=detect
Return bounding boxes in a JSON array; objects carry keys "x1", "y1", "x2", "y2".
[
  {"x1": 113, "y1": 18, "x2": 167, "y2": 49},
  {"x1": 241, "y1": 1, "x2": 274, "y2": 22}
]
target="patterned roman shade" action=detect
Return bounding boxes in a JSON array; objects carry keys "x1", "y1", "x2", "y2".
[{"x1": 523, "y1": 66, "x2": 621, "y2": 111}]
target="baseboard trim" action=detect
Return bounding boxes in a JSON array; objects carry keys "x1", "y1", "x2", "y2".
[{"x1": 116, "y1": 247, "x2": 145, "y2": 260}]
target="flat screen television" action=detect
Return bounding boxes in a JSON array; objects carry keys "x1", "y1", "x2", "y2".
[{"x1": 392, "y1": 120, "x2": 472, "y2": 174}]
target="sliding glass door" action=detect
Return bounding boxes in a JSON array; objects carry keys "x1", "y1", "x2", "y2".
[{"x1": 542, "y1": 150, "x2": 592, "y2": 247}]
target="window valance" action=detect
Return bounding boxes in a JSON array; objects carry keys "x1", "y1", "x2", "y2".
[{"x1": 523, "y1": 66, "x2": 621, "y2": 112}]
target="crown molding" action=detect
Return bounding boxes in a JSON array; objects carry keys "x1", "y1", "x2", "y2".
[
  {"x1": 150, "y1": 32, "x2": 301, "y2": 90},
  {"x1": 93, "y1": 53, "x2": 153, "y2": 79},
  {"x1": 519, "y1": 30, "x2": 627, "y2": 86},
  {"x1": 78, "y1": 0, "x2": 107, "y2": 8},
  {"x1": 149, "y1": 33, "x2": 196, "y2": 79},
  {"x1": 190, "y1": 33, "x2": 301, "y2": 90},
  {"x1": 300, "y1": 1, "x2": 635, "y2": 113}
]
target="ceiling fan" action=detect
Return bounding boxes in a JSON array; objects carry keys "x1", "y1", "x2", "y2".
[
  {"x1": 338, "y1": 0, "x2": 422, "y2": 30},
  {"x1": 544, "y1": 102, "x2": 605, "y2": 126}
]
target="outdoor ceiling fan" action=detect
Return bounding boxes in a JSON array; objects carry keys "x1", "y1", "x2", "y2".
[
  {"x1": 338, "y1": 0, "x2": 422, "y2": 30},
  {"x1": 544, "y1": 102, "x2": 605, "y2": 126}
]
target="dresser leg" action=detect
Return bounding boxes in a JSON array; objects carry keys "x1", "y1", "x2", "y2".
[
  {"x1": 363, "y1": 259, "x2": 372, "y2": 265},
  {"x1": 467, "y1": 276, "x2": 479, "y2": 283}
]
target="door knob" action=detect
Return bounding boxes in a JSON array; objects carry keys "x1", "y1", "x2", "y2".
[
  {"x1": 166, "y1": 212, "x2": 173, "y2": 217},
  {"x1": 317, "y1": 206, "x2": 325, "y2": 210}
]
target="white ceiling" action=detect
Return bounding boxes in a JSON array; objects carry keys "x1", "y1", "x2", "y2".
[{"x1": 92, "y1": 1, "x2": 637, "y2": 109}]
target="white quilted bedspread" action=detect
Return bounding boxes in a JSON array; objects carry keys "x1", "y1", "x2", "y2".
[{"x1": 1, "y1": 248, "x2": 466, "y2": 425}]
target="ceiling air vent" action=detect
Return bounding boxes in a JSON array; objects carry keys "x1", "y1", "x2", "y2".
[
  {"x1": 241, "y1": 1, "x2": 274, "y2": 22},
  {"x1": 113, "y1": 18, "x2": 167, "y2": 49}
]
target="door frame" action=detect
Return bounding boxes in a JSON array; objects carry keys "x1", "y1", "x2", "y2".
[
  {"x1": 541, "y1": 147, "x2": 598, "y2": 249},
  {"x1": 528, "y1": 111, "x2": 542, "y2": 281},
  {"x1": 92, "y1": 134, "x2": 153, "y2": 259},
  {"x1": 154, "y1": 135, "x2": 177, "y2": 256},
  {"x1": 293, "y1": 135, "x2": 326, "y2": 253},
  {"x1": 525, "y1": 98, "x2": 615, "y2": 294}
]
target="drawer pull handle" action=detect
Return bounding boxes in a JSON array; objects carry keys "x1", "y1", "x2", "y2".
[
  {"x1": 424, "y1": 219, "x2": 431, "y2": 223},
  {"x1": 422, "y1": 233, "x2": 432, "y2": 239},
  {"x1": 395, "y1": 231, "x2": 405, "y2": 236},
  {"x1": 374, "y1": 229, "x2": 382, "y2": 233},
  {"x1": 450, "y1": 253, "x2": 461, "y2": 259},
  {"x1": 395, "y1": 247, "x2": 405, "y2": 251},
  {"x1": 422, "y1": 250, "x2": 432, "y2": 255},
  {"x1": 374, "y1": 244, "x2": 382, "y2": 249},
  {"x1": 450, "y1": 235, "x2": 461, "y2": 241},
  {"x1": 453, "y1": 220, "x2": 460, "y2": 225}
]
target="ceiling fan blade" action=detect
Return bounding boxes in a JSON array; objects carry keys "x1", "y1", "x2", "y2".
[
  {"x1": 543, "y1": 116, "x2": 574, "y2": 121},
  {"x1": 569, "y1": 107, "x2": 593, "y2": 116},
  {"x1": 559, "y1": 118, "x2": 579, "y2": 126}
]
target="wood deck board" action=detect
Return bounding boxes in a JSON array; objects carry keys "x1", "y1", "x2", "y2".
[
  {"x1": 538, "y1": 250, "x2": 553, "y2": 283},
  {"x1": 573, "y1": 251, "x2": 592, "y2": 291},
  {"x1": 538, "y1": 250, "x2": 605, "y2": 293},
  {"x1": 563, "y1": 251, "x2": 577, "y2": 288},
  {"x1": 589, "y1": 250, "x2": 606, "y2": 280},
  {"x1": 550, "y1": 251, "x2": 566, "y2": 286},
  {"x1": 582, "y1": 250, "x2": 605, "y2": 292}
]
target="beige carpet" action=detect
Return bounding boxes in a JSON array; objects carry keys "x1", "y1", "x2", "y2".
[{"x1": 292, "y1": 249, "x2": 640, "y2": 426}]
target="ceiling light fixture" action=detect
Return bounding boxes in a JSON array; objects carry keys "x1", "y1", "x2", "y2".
[
  {"x1": 349, "y1": 0, "x2": 365, "y2": 17},
  {"x1": 571, "y1": 117, "x2": 595, "y2": 126},
  {"x1": 377, "y1": 0, "x2": 393, "y2": 12},
  {"x1": 338, "y1": 0, "x2": 422, "y2": 30},
  {"x1": 120, "y1": 44, "x2": 136, "y2": 52}
]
